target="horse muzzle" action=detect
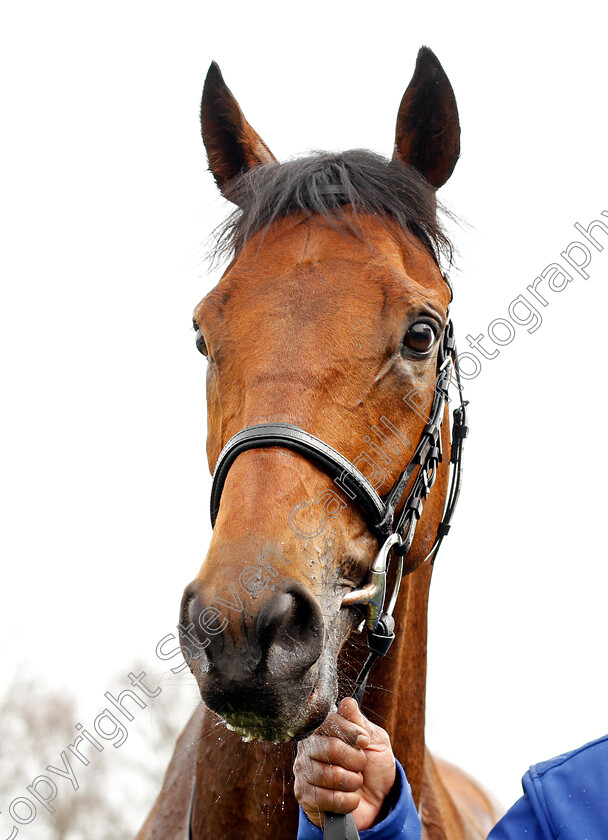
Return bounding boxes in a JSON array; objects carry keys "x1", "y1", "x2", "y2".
[{"x1": 179, "y1": 577, "x2": 327, "y2": 740}]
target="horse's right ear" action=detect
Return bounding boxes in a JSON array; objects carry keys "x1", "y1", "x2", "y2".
[{"x1": 201, "y1": 62, "x2": 277, "y2": 194}]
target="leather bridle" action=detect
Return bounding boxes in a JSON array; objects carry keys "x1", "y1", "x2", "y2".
[
  {"x1": 186, "y1": 313, "x2": 469, "y2": 840},
  {"x1": 210, "y1": 317, "x2": 467, "y2": 635}
]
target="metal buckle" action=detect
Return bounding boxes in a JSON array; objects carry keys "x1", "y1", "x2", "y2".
[{"x1": 341, "y1": 533, "x2": 402, "y2": 632}]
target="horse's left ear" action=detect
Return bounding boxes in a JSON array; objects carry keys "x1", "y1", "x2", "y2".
[
  {"x1": 200, "y1": 62, "x2": 277, "y2": 193},
  {"x1": 393, "y1": 47, "x2": 460, "y2": 189}
]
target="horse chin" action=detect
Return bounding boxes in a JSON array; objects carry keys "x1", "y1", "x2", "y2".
[
  {"x1": 220, "y1": 697, "x2": 331, "y2": 744},
  {"x1": 208, "y1": 661, "x2": 336, "y2": 744}
]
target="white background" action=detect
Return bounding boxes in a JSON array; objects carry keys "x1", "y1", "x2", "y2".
[{"x1": 1, "y1": 0, "x2": 607, "y2": 818}]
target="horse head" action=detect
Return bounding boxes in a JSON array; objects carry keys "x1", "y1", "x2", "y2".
[{"x1": 179, "y1": 47, "x2": 461, "y2": 744}]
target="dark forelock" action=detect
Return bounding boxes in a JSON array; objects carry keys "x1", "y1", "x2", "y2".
[{"x1": 210, "y1": 149, "x2": 455, "y2": 268}]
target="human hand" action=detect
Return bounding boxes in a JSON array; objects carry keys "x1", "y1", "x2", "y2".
[{"x1": 293, "y1": 697, "x2": 396, "y2": 831}]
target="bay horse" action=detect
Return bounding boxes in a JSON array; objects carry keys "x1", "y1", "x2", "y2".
[{"x1": 138, "y1": 48, "x2": 501, "y2": 839}]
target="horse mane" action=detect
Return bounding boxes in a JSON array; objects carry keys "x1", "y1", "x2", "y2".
[{"x1": 210, "y1": 149, "x2": 455, "y2": 268}]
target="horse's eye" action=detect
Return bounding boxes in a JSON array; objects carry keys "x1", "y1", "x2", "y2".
[
  {"x1": 403, "y1": 322, "x2": 436, "y2": 355},
  {"x1": 195, "y1": 329, "x2": 208, "y2": 357}
]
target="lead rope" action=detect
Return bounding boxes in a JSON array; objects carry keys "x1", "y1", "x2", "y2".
[{"x1": 322, "y1": 342, "x2": 468, "y2": 840}]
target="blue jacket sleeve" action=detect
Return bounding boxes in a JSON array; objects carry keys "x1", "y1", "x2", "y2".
[
  {"x1": 297, "y1": 759, "x2": 421, "y2": 840},
  {"x1": 487, "y1": 793, "x2": 546, "y2": 840},
  {"x1": 489, "y1": 733, "x2": 608, "y2": 840}
]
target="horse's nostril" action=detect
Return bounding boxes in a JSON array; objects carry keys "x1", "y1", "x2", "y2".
[
  {"x1": 256, "y1": 585, "x2": 323, "y2": 672},
  {"x1": 288, "y1": 588, "x2": 321, "y2": 645},
  {"x1": 178, "y1": 585, "x2": 223, "y2": 668},
  {"x1": 256, "y1": 591, "x2": 294, "y2": 651}
]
